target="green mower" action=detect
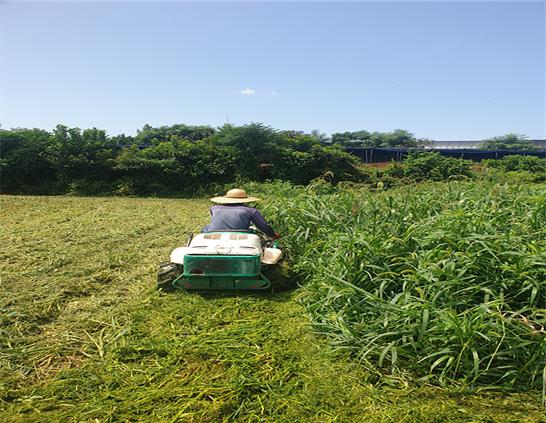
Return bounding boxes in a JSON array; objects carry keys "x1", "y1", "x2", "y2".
[{"x1": 157, "y1": 231, "x2": 283, "y2": 292}]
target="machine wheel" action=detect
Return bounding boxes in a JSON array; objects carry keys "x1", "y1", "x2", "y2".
[
  {"x1": 262, "y1": 262, "x2": 293, "y2": 292},
  {"x1": 157, "y1": 262, "x2": 182, "y2": 291}
]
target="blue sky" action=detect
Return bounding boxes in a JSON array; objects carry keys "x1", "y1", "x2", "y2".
[{"x1": 1, "y1": 1, "x2": 544, "y2": 139}]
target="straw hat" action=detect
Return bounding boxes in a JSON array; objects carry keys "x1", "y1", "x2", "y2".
[{"x1": 211, "y1": 188, "x2": 260, "y2": 204}]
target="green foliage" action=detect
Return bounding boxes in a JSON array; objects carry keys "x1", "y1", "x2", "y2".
[
  {"x1": 276, "y1": 136, "x2": 361, "y2": 184},
  {"x1": 135, "y1": 123, "x2": 216, "y2": 145},
  {"x1": 0, "y1": 128, "x2": 58, "y2": 193},
  {"x1": 110, "y1": 133, "x2": 135, "y2": 146},
  {"x1": 482, "y1": 134, "x2": 538, "y2": 151},
  {"x1": 211, "y1": 123, "x2": 283, "y2": 181},
  {"x1": 331, "y1": 129, "x2": 429, "y2": 148},
  {"x1": 0, "y1": 124, "x2": 541, "y2": 196},
  {"x1": 1, "y1": 123, "x2": 359, "y2": 195},
  {"x1": 385, "y1": 152, "x2": 474, "y2": 182},
  {"x1": 44, "y1": 125, "x2": 119, "y2": 187},
  {"x1": 264, "y1": 181, "x2": 546, "y2": 389},
  {"x1": 113, "y1": 140, "x2": 237, "y2": 195},
  {"x1": 2, "y1": 194, "x2": 544, "y2": 421},
  {"x1": 483, "y1": 155, "x2": 546, "y2": 173}
]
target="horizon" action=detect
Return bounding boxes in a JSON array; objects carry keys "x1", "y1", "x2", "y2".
[{"x1": 2, "y1": 1, "x2": 545, "y2": 139}]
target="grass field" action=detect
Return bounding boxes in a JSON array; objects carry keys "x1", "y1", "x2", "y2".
[{"x1": 1, "y1": 194, "x2": 545, "y2": 422}]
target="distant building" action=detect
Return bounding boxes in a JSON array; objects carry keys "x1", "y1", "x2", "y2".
[{"x1": 428, "y1": 139, "x2": 546, "y2": 150}]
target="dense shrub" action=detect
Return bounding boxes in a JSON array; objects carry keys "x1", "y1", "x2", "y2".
[
  {"x1": 331, "y1": 129, "x2": 429, "y2": 148},
  {"x1": 384, "y1": 152, "x2": 474, "y2": 181},
  {"x1": 0, "y1": 128, "x2": 58, "y2": 193},
  {"x1": 2, "y1": 124, "x2": 540, "y2": 196},
  {"x1": 44, "y1": 125, "x2": 120, "y2": 189},
  {"x1": 483, "y1": 155, "x2": 546, "y2": 173},
  {"x1": 481, "y1": 134, "x2": 538, "y2": 151},
  {"x1": 210, "y1": 124, "x2": 361, "y2": 184},
  {"x1": 113, "y1": 140, "x2": 237, "y2": 195},
  {"x1": 0, "y1": 123, "x2": 360, "y2": 195},
  {"x1": 135, "y1": 123, "x2": 216, "y2": 145}
]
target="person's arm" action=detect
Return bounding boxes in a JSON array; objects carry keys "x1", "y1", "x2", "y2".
[
  {"x1": 250, "y1": 209, "x2": 276, "y2": 238},
  {"x1": 200, "y1": 207, "x2": 214, "y2": 233}
]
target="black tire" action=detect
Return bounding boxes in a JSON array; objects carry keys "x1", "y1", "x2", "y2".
[
  {"x1": 262, "y1": 262, "x2": 293, "y2": 292},
  {"x1": 157, "y1": 262, "x2": 182, "y2": 291}
]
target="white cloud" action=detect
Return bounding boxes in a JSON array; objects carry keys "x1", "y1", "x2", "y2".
[{"x1": 239, "y1": 88, "x2": 278, "y2": 96}]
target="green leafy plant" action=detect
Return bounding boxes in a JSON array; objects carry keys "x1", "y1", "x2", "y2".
[
  {"x1": 265, "y1": 180, "x2": 546, "y2": 389},
  {"x1": 481, "y1": 134, "x2": 538, "y2": 151},
  {"x1": 483, "y1": 155, "x2": 546, "y2": 173},
  {"x1": 384, "y1": 152, "x2": 474, "y2": 182}
]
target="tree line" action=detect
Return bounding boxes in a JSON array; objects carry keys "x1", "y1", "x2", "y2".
[
  {"x1": 332, "y1": 130, "x2": 538, "y2": 150},
  {"x1": 0, "y1": 123, "x2": 360, "y2": 195},
  {"x1": 0, "y1": 122, "x2": 537, "y2": 195}
]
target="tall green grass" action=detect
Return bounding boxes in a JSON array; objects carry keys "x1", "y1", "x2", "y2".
[{"x1": 264, "y1": 180, "x2": 546, "y2": 389}]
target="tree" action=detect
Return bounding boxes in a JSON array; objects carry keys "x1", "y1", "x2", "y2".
[
  {"x1": 45, "y1": 125, "x2": 118, "y2": 185},
  {"x1": 114, "y1": 139, "x2": 237, "y2": 194},
  {"x1": 211, "y1": 123, "x2": 282, "y2": 180},
  {"x1": 310, "y1": 129, "x2": 330, "y2": 144},
  {"x1": 331, "y1": 129, "x2": 424, "y2": 148},
  {"x1": 275, "y1": 133, "x2": 360, "y2": 184},
  {"x1": 135, "y1": 123, "x2": 216, "y2": 145},
  {"x1": 481, "y1": 133, "x2": 537, "y2": 151},
  {"x1": 0, "y1": 128, "x2": 56, "y2": 193},
  {"x1": 0, "y1": 122, "x2": 363, "y2": 195},
  {"x1": 331, "y1": 130, "x2": 371, "y2": 146},
  {"x1": 110, "y1": 133, "x2": 135, "y2": 147}
]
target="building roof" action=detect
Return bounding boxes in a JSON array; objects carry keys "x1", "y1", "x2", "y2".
[{"x1": 429, "y1": 140, "x2": 546, "y2": 149}]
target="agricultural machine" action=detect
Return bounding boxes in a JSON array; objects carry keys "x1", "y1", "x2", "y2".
[{"x1": 157, "y1": 231, "x2": 283, "y2": 292}]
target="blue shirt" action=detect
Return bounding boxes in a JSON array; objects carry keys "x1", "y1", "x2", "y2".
[{"x1": 202, "y1": 204, "x2": 275, "y2": 237}]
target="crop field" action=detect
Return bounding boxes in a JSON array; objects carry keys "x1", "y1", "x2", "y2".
[{"x1": 1, "y1": 182, "x2": 545, "y2": 422}]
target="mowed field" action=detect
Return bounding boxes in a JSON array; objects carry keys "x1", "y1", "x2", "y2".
[{"x1": 1, "y1": 195, "x2": 544, "y2": 422}]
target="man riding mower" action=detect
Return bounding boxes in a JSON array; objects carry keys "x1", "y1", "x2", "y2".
[{"x1": 157, "y1": 189, "x2": 285, "y2": 292}]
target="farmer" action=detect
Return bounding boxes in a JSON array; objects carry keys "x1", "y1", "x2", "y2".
[{"x1": 201, "y1": 188, "x2": 279, "y2": 239}]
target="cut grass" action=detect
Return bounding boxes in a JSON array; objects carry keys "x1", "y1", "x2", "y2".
[{"x1": 0, "y1": 194, "x2": 544, "y2": 422}]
